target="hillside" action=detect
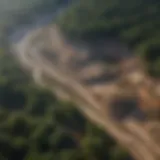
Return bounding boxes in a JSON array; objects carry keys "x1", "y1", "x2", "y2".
[
  {"x1": 0, "y1": 50, "x2": 130, "y2": 159},
  {"x1": 10, "y1": 23, "x2": 160, "y2": 160},
  {"x1": 3, "y1": 0, "x2": 160, "y2": 159},
  {"x1": 57, "y1": 0, "x2": 160, "y2": 77}
]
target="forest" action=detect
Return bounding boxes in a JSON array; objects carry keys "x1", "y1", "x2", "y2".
[
  {"x1": 0, "y1": 51, "x2": 129, "y2": 159},
  {"x1": 57, "y1": 0, "x2": 160, "y2": 77},
  {"x1": 0, "y1": 0, "x2": 159, "y2": 159}
]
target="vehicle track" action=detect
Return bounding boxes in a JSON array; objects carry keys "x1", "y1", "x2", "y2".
[{"x1": 12, "y1": 25, "x2": 160, "y2": 160}]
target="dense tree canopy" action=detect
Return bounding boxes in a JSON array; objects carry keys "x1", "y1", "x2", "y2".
[
  {"x1": 1, "y1": 0, "x2": 159, "y2": 159},
  {"x1": 0, "y1": 50, "x2": 130, "y2": 160},
  {"x1": 57, "y1": 0, "x2": 160, "y2": 77}
]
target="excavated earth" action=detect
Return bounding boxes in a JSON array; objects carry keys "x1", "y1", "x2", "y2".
[{"x1": 12, "y1": 24, "x2": 160, "y2": 160}]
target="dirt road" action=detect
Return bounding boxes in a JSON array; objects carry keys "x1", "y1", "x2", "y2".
[{"x1": 11, "y1": 25, "x2": 160, "y2": 160}]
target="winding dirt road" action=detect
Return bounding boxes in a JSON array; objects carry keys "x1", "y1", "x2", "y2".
[{"x1": 11, "y1": 25, "x2": 160, "y2": 160}]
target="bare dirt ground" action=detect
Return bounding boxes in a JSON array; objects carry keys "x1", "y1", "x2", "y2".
[{"x1": 12, "y1": 24, "x2": 160, "y2": 160}]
